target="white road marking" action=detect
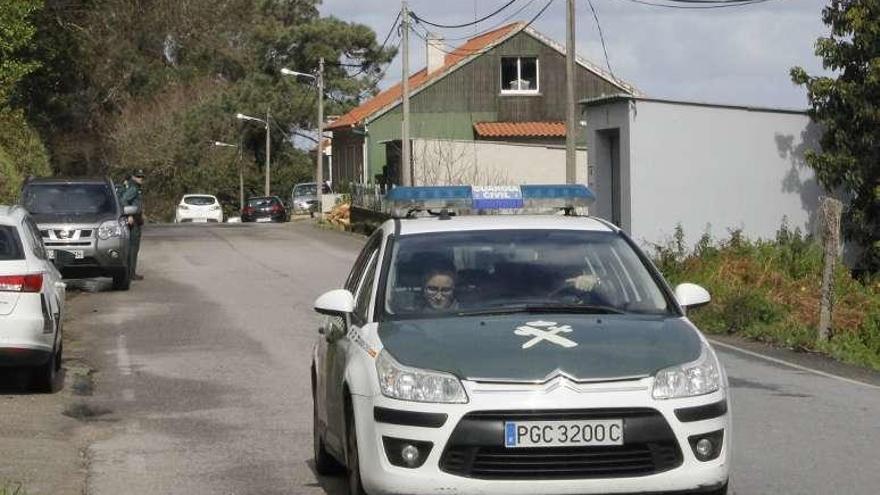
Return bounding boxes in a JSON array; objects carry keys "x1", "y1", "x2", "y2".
[
  {"x1": 117, "y1": 334, "x2": 132, "y2": 376},
  {"x1": 709, "y1": 338, "x2": 880, "y2": 391}
]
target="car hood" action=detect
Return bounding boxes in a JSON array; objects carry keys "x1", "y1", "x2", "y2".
[
  {"x1": 377, "y1": 314, "x2": 702, "y2": 382},
  {"x1": 292, "y1": 195, "x2": 317, "y2": 202},
  {"x1": 31, "y1": 212, "x2": 117, "y2": 225}
]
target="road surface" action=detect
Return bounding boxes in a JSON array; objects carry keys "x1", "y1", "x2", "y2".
[{"x1": 2, "y1": 222, "x2": 878, "y2": 494}]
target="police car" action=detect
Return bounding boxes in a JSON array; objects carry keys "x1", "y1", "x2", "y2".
[{"x1": 311, "y1": 185, "x2": 730, "y2": 495}]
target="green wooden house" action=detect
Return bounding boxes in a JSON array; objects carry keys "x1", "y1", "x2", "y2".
[{"x1": 327, "y1": 22, "x2": 638, "y2": 187}]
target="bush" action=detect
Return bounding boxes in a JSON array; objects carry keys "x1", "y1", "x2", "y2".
[
  {"x1": 654, "y1": 223, "x2": 880, "y2": 370},
  {"x1": 0, "y1": 107, "x2": 50, "y2": 204}
]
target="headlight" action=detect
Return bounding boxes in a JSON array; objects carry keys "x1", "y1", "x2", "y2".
[
  {"x1": 97, "y1": 220, "x2": 123, "y2": 240},
  {"x1": 652, "y1": 345, "x2": 721, "y2": 399},
  {"x1": 376, "y1": 350, "x2": 468, "y2": 403}
]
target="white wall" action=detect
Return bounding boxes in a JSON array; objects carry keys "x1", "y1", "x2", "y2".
[
  {"x1": 412, "y1": 139, "x2": 587, "y2": 186},
  {"x1": 586, "y1": 99, "x2": 822, "y2": 249}
]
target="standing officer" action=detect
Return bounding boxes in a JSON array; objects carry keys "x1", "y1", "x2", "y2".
[{"x1": 120, "y1": 170, "x2": 145, "y2": 281}]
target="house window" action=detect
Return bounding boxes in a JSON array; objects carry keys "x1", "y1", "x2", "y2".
[{"x1": 501, "y1": 57, "x2": 539, "y2": 94}]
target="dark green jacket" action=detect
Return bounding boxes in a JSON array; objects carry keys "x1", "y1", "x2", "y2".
[{"x1": 120, "y1": 182, "x2": 144, "y2": 225}]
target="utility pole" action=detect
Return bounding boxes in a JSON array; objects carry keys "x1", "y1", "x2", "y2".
[
  {"x1": 401, "y1": 1, "x2": 412, "y2": 186},
  {"x1": 265, "y1": 107, "x2": 272, "y2": 196},
  {"x1": 316, "y1": 57, "x2": 325, "y2": 199},
  {"x1": 565, "y1": 0, "x2": 577, "y2": 184}
]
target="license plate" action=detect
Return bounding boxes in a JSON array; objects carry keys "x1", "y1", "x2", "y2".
[
  {"x1": 256, "y1": 217, "x2": 272, "y2": 223},
  {"x1": 504, "y1": 419, "x2": 624, "y2": 448},
  {"x1": 47, "y1": 249, "x2": 84, "y2": 260},
  {"x1": 193, "y1": 218, "x2": 208, "y2": 223}
]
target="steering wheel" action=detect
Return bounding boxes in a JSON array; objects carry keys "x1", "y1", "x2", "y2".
[{"x1": 547, "y1": 285, "x2": 592, "y2": 304}]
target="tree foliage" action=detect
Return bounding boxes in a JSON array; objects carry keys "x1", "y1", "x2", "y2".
[
  {"x1": 792, "y1": 0, "x2": 880, "y2": 272},
  {"x1": 14, "y1": 0, "x2": 396, "y2": 218}
]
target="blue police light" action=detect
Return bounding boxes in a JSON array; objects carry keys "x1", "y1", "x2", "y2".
[{"x1": 385, "y1": 184, "x2": 595, "y2": 217}]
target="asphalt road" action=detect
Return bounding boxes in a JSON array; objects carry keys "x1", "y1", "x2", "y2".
[{"x1": 14, "y1": 222, "x2": 879, "y2": 494}]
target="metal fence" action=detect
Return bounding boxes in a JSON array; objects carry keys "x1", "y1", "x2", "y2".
[{"x1": 349, "y1": 182, "x2": 389, "y2": 212}]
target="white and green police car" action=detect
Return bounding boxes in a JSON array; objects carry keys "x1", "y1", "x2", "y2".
[{"x1": 311, "y1": 185, "x2": 730, "y2": 495}]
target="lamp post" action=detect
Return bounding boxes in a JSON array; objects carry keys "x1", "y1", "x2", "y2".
[
  {"x1": 236, "y1": 111, "x2": 271, "y2": 196},
  {"x1": 211, "y1": 141, "x2": 243, "y2": 212},
  {"x1": 281, "y1": 58, "x2": 324, "y2": 204}
]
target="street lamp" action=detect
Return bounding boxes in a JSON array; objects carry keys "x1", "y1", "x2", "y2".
[
  {"x1": 210, "y1": 141, "x2": 243, "y2": 212},
  {"x1": 236, "y1": 111, "x2": 271, "y2": 196},
  {"x1": 282, "y1": 59, "x2": 325, "y2": 211}
]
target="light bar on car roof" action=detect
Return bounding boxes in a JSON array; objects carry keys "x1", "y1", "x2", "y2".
[{"x1": 386, "y1": 184, "x2": 595, "y2": 217}]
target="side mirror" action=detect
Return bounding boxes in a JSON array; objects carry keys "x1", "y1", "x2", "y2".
[
  {"x1": 314, "y1": 289, "x2": 355, "y2": 317},
  {"x1": 674, "y1": 283, "x2": 711, "y2": 310},
  {"x1": 123, "y1": 205, "x2": 140, "y2": 216}
]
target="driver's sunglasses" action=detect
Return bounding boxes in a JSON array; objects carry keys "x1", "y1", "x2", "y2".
[{"x1": 425, "y1": 285, "x2": 453, "y2": 295}]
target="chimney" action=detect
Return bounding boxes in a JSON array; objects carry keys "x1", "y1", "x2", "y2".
[{"x1": 426, "y1": 33, "x2": 445, "y2": 74}]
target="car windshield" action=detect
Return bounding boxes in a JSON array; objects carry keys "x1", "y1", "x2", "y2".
[
  {"x1": 183, "y1": 196, "x2": 216, "y2": 206},
  {"x1": 22, "y1": 183, "x2": 116, "y2": 216},
  {"x1": 247, "y1": 197, "x2": 278, "y2": 207},
  {"x1": 383, "y1": 229, "x2": 671, "y2": 319},
  {"x1": 293, "y1": 185, "x2": 317, "y2": 197},
  {"x1": 0, "y1": 226, "x2": 24, "y2": 260}
]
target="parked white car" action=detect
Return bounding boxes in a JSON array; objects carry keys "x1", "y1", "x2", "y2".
[
  {"x1": 175, "y1": 194, "x2": 223, "y2": 223},
  {"x1": 0, "y1": 205, "x2": 66, "y2": 392},
  {"x1": 311, "y1": 185, "x2": 730, "y2": 495}
]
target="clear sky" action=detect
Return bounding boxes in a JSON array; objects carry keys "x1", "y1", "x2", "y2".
[{"x1": 319, "y1": 0, "x2": 830, "y2": 109}]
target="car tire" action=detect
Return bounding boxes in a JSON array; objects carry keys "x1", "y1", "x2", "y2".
[
  {"x1": 313, "y1": 395, "x2": 343, "y2": 475},
  {"x1": 345, "y1": 398, "x2": 368, "y2": 495},
  {"x1": 31, "y1": 345, "x2": 58, "y2": 393},
  {"x1": 112, "y1": 266, "x2": 132, "y2": 291}
]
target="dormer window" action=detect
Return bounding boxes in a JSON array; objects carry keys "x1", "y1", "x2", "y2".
[{"x1": 501, "y1": 57, "x2": 539, "y2": 94}]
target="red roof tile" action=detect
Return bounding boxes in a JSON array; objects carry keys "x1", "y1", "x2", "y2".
[
  {"x1": 327, "y1": 23, "x2": 523, "y2": 131},
  {"x1": 474, "y1": 121, "x2": 566, "y2": 138}
]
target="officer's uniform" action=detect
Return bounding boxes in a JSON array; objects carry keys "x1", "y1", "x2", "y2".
[{"x1": 120, "y1": 175, "x2": 144, "y2": 278}]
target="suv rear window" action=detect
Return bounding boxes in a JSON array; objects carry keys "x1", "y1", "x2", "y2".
[
  {"x1": 0, "y1": 226, "x2": 24, "y2": 260},
  {"x1": 22, "y1": 183, "x2": 116, "y2": 216},
  {"x1": 184, "y1": 196, "x2": 217, "y2": 206}
]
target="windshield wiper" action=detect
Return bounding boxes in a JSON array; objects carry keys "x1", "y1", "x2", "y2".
[{"x1": 458, "y1": 303, "x2": 625, "y2": 317}]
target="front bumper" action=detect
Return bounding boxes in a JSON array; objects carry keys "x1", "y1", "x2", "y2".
[
  {"x1": 39, "y1": 223, "x2": 127, "y2": 275},
  {"x1": 353, "y1": 381, "x2": 730, "y2": 495}
]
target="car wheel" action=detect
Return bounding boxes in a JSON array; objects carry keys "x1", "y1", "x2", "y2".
[
  {"x1": 313, "y1": 394, "x2": 343, "y2": 475},
  {"x1": 31, "y1": 346, "x2": 58, "y2": 393},
  {"x1": 345, "y1": 398, "x2": 367, "y2": 495},
  {"x1": 112, "y1": 266, "x2": 131, "y2": 291}
]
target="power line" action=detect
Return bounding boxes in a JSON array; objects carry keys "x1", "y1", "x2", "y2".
[
  {"x1": 421, "y1": 0, "x2": 541, "y2": 43},
  {"x1": 411, "y1": 0, "x2": 520, "y2": 29},
  {"x1": 618, "y1": 0, "x2": 774, "y2": 8},
  {"x1": 585, "y1": 0, "x2": 617, "y2": 82}
]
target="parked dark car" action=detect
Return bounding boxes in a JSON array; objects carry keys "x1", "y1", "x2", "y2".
[
  {"x1": 241, "y1": 196, "x2": 288, "y2": 223},
  {"x1": 19, "y1": 177, "x2": 137, "y2": 290}
]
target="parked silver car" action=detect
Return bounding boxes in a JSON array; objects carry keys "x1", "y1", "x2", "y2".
[
  {"x1": 20, "y1": 177, "x2": 138, "y2": 290},
  {"x1": 290, "y1": 182, "x2": 331, "y2": 216}
]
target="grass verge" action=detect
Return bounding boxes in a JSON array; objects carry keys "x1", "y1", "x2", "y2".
[{"x1": 652, "y1": 223, "x2": 880, "y2": 371}]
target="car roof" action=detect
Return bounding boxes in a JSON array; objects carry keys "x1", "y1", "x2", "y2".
[
  {"x1": 390, "y1": 214, "x2": 617, "y2": 236},
  {"x1": 0, "y1": 205, "x2": 28, "y2": 226},
  {"x1": 182, "y1": 194, "x2": 217, "y2": 198},
  {"x1": 24, "y1": 177, "x2": 110, "y2": 185}
]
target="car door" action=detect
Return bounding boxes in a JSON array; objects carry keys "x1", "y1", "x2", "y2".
[{"x1": 319, "y1": 230, "x2": 383, "y2": 452}]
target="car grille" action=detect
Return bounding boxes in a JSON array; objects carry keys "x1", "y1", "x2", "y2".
[
  {"x1": 440, "y1": 408, "x2": 682, "y2": 480},
  {"x1": 40, "y1": 229, "x2": 93, "y2": 240}
]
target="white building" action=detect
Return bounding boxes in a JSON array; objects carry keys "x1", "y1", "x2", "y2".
[{"x1": 581, "y1": 95, "x2": 823, "y2": 249}]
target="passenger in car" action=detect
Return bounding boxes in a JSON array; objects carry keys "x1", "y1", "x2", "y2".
[{"x1": 421, "y1": 267, "x2": 458, "y2": 312}]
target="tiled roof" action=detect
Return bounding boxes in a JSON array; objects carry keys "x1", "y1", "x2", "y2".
[
  {"x1": 327, "y1": 23, "x2": 524, "y2": 131},
  {"x1": 474, "y1": 121, "x2": 566, "y2": 138}
]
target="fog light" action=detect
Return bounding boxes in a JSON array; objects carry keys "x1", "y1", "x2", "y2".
[
  {"x1": 688, "y1": 429, "x2": 724, "y2": 462},
  {"x1": 695, "y1": 438, "x2": 713, "y2": 457},
  {"x1": 108, "y1": 250, "x2": 119, "y2": 259},
  {"x1": 401, "y1": 444, "x2": 420, "y2": 467},
  {"x1": 382, "y1": 437, "x2": 432, "y2": 468}
]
